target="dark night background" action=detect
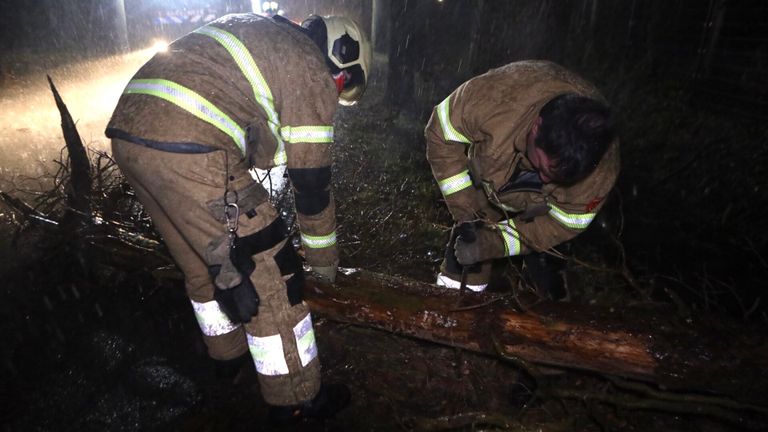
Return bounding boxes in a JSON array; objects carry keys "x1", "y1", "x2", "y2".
[{"x1": 1, "y1": 1, "x2": 767, "y2": 431}]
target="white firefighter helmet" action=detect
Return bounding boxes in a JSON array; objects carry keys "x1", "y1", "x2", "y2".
[{"x1": 302, "y1": 15, "x2": 371, "y2": 105}]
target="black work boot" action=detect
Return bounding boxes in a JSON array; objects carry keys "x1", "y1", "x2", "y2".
[
  {"x1": 213, "y1": 352, "x2": 251, "y2": 384},
  {"x1": 522, "y1": 251, "x2": 568, "y2": 301},
  {"x1": 268, "y1": 383, "x2": 351, "y2": 427},
  {"x1": 508, "y1": 368, "x2": 537, "y2": 407}
]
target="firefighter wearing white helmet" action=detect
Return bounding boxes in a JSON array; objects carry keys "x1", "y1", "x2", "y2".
[
  {"x1": 301, "y1": 14, "x2": 372, "y2": 105},
  {"x1": 106, "y1": 12, "x2": 372, "y2": 426}
]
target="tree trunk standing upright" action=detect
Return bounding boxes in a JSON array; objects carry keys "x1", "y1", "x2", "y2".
[
  {"x1": 463, "y1": 0, "x2": 484, "y2": 76},
  {"x1": 694, "y1": 0, "x2": 726, "y2": 80},
  {"x1": 372, "y1": 0, "x2": 391, "y2": 55},
  {"x1": 385, "y1": 0, "x2": 415, "y2": 114},
  {"x1": 113, "y1": 0, "x2": 129, "y2": 52},
  {"x1": 562, "y1": 0, "x2": 598, "y2": 68},
  {"x1": 385, "y1": 0, "x2": 479, "y2": 119},
  {"x1": 541, "y1": 0, "x2": 574, "y2": 65},
  {"x1": 371, "y1": 0, "x2": 391, "y2": 101}
]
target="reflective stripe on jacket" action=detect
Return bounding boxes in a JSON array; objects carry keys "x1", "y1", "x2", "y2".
[{"x1": 106, "y1": 13, "x2": 339, "y2": 265}]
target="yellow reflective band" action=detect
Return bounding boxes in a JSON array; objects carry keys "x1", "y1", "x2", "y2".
[
  {"x1": 293, "y1": 314, "x2": 318, "y2": 367},
  {"x1": 300, "y1": 231, "x2": 337, "y2": 249},
  {"x1": 273, "y1": 150, "x2": 287, "y2": 166},
  {"x1": 246, "y1": 333, "x2": 290, "y2": 376},
  {"x1": 438, "y1": 169, "x2": 472, "y2": 196},
  {"x1": 190, "y1": 299, "x2": 241, "y2": 336},
  {"x1": 125, "y1": 79, "x2": 246, "y2": 153},
  {"x1": 548, "y1": 203, "x2": 596, "y2": 230},
  {"x1": 436, "y1": 95, "x2": 470, "y2": 144},
  {"x1": 195, "y1": 25, "x2": 286, "y2": 163},
  {"x1": 280, "y1": 125, "x2": 334, "y2": 143},
  {"x1": 497, "y1": 219, "x2": 521, "y2": 256}
]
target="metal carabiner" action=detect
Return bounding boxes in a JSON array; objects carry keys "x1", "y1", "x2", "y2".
[{"x1": 224, "y1": 203, "x2": 240, "y2": 234}]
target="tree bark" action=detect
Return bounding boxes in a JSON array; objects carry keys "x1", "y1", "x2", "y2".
[
  {"x1": 304, "y1": 268, "x2": 768, "y2": 407},
  {"x1": 47, "y1": 75, "x2": 91, "y2": 221}
]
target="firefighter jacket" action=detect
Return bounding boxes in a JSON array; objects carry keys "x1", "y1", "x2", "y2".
[
  {"x1": 425, "y1": 60, "x2": 620, "y2": 256},
  {"x1": 106, "y1": 13, "x2": 339, "y2": 266}
]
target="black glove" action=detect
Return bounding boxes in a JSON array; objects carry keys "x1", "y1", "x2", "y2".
[
  {"x1": 213, "y1": 278, "x2": 260, "y2": 323},
  {"x1": 455, "y1": 221, "x2": 478, "y2": 244},
  {"x1": 206, "y1": 235, "x2": 260, "y2": 324},
  {"x1": 454, "y1": 223, "x2": 506, "y2": 265},
  {"x1": 444, "y1": 222, "x2": 481, "y2": 275}
]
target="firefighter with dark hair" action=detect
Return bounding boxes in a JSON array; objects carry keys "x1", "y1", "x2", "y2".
[
  {"x1": 105, "y1": 13, "x2": 371, "y2": 425},
  {"x1": 426, "y1": 60, "x2": 619, "y2": 298}
]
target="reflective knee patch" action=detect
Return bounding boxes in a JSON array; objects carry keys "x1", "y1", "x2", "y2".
[
  {"x1": 293, "y1": 313, "x2": 318, "y2": 367},
  {"x1": 190, "y1": 299, "x2": 241, "y2": 336},
  {"x1": 247, "y1": 333, "x2": 290, "y2": 376},
  {"x1": 245, "y1": 314, "x2": 318, "y2": 376}
]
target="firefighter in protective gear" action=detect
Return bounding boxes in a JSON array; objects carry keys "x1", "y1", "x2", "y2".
[
  {"x1": 105, "y1": 13, "x2": 371, "y2": 423},
  {"x1": 425, "y1": 60, "x2": 619, "y2": 296}
]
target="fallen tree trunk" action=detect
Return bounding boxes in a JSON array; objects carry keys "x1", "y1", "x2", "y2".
[{"x1": 303, "y1": 268, "x2": 768, "y2": 408}]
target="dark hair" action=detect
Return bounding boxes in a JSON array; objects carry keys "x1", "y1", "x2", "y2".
[{"x1": 535, "y1": 94, "x2": 616, "y2": 185}]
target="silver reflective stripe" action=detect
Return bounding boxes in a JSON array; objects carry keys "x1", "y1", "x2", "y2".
[
  {"x1": 300, "y1": 231, "x2": 337, "y2": 249},
  {"x1": 498, "y1": 220, "x2": 521, "y2": 256},
  {"x1": 195, "y1": 25, "x2": 286, "y2": 164},
  {"x1": 436, "y1": 95, "x2": 470, "y2": 144},
  {"x1": 548, "y1": 202, "x2": 596, "y2": 230},
  {"x1": 280, "y1": 125, "x2": 334, "y2": 143},
  {"x1": 293, "y1": 313, "x2": 318, "y2": 367},
  {"x1": 247, "y1": 333, "x2": 290, "y2": 376},
  {"x1": 438, "y1": 169, "x2": 472, "y2": 196},
  {"x1": 190, "y1": 299, "x2": 241, "y2": 336},
  {"x1": 436, "y1": 273, "x2": 487, "y2": 292},
  {"x1": 125, "y1": 79, "x2": 246, "y2": 152}
]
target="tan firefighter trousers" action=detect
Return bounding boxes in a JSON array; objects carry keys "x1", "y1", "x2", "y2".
[{"x1": 111, "y1": 138, "x2": 321, "y2": 406}]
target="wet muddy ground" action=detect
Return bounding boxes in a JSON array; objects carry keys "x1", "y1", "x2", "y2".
[
  {"x1": 5, "y1": 260, "x2": 752, "y2": 432},
  {"x1": 3, "y1": 265, "x2": 746, "y2": 432},
  {"x1": 2, "y1": 56, "x2": 767, "y2": 431}
]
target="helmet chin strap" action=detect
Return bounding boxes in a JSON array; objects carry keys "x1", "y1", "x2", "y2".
[{"x1": 332, "y1": 70, "x2": 351, "y2": 94}]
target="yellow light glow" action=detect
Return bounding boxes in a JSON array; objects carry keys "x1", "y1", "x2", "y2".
[
  {"x1": 151, "y1": 39, "x2": 169, "y2": 54},
  {"x1": 0, "y1": 49, "x2": 154, "y2": 177}
]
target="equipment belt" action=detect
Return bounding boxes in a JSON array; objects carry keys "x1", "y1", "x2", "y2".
[{"x1": 107, "y1": 128, "x2": 217, "y2": 154}]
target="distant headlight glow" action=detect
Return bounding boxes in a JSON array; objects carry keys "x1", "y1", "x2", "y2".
[{"x1": 151, "y1": 39, "x2": 169, "y2": 54}]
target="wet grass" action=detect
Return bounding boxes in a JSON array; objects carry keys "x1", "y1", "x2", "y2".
[{"x1": 331, "y1": 93, "x2": 450, "y2": 283}]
